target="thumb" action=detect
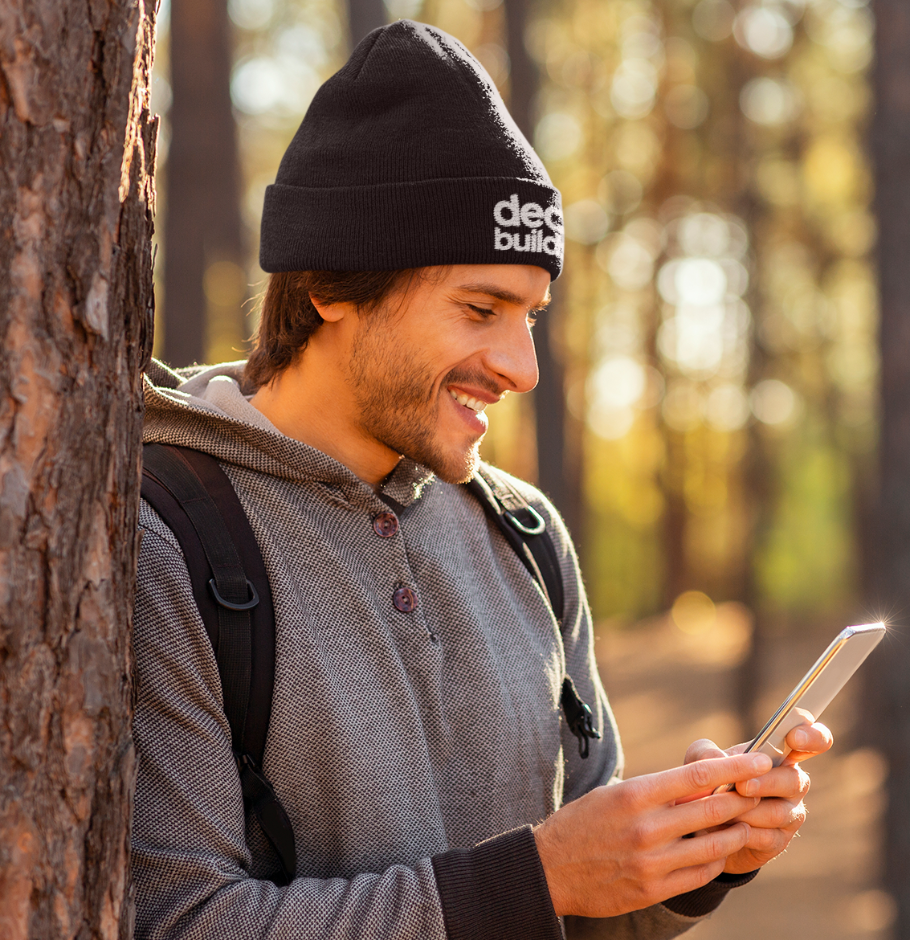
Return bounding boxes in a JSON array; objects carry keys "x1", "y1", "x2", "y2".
[{"x1": 684, "y1": 738, "x2": 728, "y2": 764}]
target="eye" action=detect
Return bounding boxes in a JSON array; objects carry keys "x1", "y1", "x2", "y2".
[{"x1": 467, "y1": 304, "x2": 495, "y2": 318}]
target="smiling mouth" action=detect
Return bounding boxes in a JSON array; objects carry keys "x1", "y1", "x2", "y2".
[{"x1": 448, "y1": 388, "x2": 489, "y2": 414}]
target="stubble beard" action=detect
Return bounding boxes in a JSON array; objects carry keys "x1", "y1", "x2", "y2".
[{"x1": 347, "y1": 320, "x2": 483, "y2": 484}]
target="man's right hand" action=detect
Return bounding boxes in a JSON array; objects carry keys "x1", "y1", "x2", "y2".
[{"x1": 533, "y1": 752, "x2": 773, "y2": 918}]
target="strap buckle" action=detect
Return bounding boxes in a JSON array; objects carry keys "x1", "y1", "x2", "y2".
[
  {"x1": 209, "y1": 577, "x2": 260, "y2": 611},
  {"x1": 561, "y1": 677, "x2": 602, "y2": 759},
  {"x1": 503, "y1": 505, "x2": 546, "y2": 536}
]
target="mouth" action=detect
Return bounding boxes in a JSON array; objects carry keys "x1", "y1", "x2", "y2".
[{"x1": 448, "y1": 388, "x2": 489, "y2": 414}]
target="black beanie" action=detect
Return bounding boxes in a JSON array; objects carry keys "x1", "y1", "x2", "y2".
[{"x1": 260, "y1": 20, "x2": 563, "y2": 280}]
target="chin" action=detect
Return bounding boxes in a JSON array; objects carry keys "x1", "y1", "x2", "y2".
[{"x1": 422, "y1": 441, "x2": 481, "y2": 485}]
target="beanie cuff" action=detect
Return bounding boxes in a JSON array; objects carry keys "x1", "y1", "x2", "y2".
[{"x1": 260, "y1": 176, "x2": 563, "y2": 280}]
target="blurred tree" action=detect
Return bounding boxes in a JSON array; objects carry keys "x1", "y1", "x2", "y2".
[
  {"x1": 504, "y1": 0, "x2": 581, "y2": 536},
  {"x1": 869, "y1": 0, "x2": 910, "y2": 932},
  {"x1": 517, "y1": 0, "x2": 875, "y2": 637},
  {"x1": 346, "y1": 0, "x2": 386, "y2": 47},
  {"x1": 0, "y1": 0, "x2": 156, "y2": 935},
  {"x1": 165, "y1": 0, "x2": 245, "y2": 366}
]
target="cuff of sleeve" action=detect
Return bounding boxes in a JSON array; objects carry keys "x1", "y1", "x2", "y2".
[
  {"x1": 662, "y1": 870, "x2": 759, "y2": 917},
  {"x1": 432, "y1": 825, "x2": 562, "y2": 940}
]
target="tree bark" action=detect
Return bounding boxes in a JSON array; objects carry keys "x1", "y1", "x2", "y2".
[
  {"x1": 869, "y1": 1, "x2": 910, "y2": 933},
  {"x1": 164, "y1": 0, "x2": 243, "y2": 366},
  {"x1": 0, "y1": 0, "x2": 156, "y2": 936}
]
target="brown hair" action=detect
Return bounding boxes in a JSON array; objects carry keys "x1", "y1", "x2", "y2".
[{"x1": 244, "y1": 269, "x2": 417, "y2": 391}]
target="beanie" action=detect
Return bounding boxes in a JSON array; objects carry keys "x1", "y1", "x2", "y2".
[{"x1": 260, "y1": 20, "x2": 563, "y2": 279}]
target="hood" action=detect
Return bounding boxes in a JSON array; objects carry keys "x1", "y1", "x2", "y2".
[{"x1": 142, "y1": 359, "x2": 435, "y2": 507}]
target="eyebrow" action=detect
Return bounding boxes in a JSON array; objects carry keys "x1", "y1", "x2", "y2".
[{"x1": 454, "y1": 282, "x2": 552, "y2": 311}]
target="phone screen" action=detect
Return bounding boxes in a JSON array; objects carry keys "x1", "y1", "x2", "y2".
[{"x1": 714, "y1": 622, "x2": 885, "y2": 793}]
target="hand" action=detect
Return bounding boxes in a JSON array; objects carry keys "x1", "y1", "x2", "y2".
[
  {"x1": 684, "y1": 720, "x2": 833, "y2": 874},
  {"x1": 533, "y1": 752, "x2": 773, "y2": 918}
]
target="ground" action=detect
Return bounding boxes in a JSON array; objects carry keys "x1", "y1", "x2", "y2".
[{"x1": 596, "y1": 606, "x2": 894, "y2": 940}]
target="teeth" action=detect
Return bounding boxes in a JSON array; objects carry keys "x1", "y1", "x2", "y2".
[{"x1": 449, "y1": 389, "x2": 487, "y2": 413}]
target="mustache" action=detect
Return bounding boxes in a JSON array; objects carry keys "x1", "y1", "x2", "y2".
[{"x1": 443, "y1": 368, "x2": 507, "y2": 400}]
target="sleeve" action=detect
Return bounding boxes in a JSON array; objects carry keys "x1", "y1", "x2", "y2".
[
  {"x1": 517, "y1": 488, "x2": 755, "y2": 940},
  {"x1": 133, "y1": 502, "x2": 565, "y2": 940}
]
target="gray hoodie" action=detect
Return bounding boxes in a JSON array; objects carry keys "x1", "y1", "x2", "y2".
[{"x1": 132, "y1": 361, "x2": 744, "y2": 940}]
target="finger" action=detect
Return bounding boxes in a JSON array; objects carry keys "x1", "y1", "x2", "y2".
[
  {"x1": 671, "y1": 791, "x2": 759, "y2": 838},
  {"x1": 669, "y1": 821, "x2": 753, "y2": 869},
  {"x1": 657, "y1": 858, "x2": 728, "y2": 901},
  {"x1": 734, "y1": 796, "x2": 807, "y2": 832},
  {"x1": 784, "y1": 722, "x2": 833, "y2": 762},
  {"x1": 684, "y1": 739, "x2": 727, "y2": 764},
  {"x1": 644, "y1": 753, "x2": 773, "y2": 805},
  {"x1": 734, "y1": 763, "x2": 810, "y2": 800},
  {"x1": 678, "y1": 742, "x2": 753, "y2": 804},
  {"x1": 741, "y1": 825, "x2": 792, "y2": 857},
  {"x1": 678, "y1": 740, "x2": 729, "y2": 804}
]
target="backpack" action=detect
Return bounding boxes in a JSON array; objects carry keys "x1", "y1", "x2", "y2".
[{"x1": 140, "y1": 442, "x2": 601, "y2": 886}]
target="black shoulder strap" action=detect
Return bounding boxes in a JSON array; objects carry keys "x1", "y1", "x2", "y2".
[
  {"x1": 140, "y1": 443, "x2": 296, "y2": 884},
  {"x1": 466, "y1": 465, "x2": 565, "y2": 624},
  {"x1": 465, "y1": 465, "x2": 601, "y2": 758}
]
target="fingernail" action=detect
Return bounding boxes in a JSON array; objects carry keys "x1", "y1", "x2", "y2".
[
  {"x1": 791, "y1": 730, "x2": 808, "y2": 749},
  {"x1": 750, "y1": 754, "x2": 772, "y2": 772},
  {"x1": 741, "y1": 778, "x2": 757, "y2": 796}
]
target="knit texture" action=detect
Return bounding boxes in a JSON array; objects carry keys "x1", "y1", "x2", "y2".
[
  {"x1": 432, "y1": 826, "x2": 562, "y2": 940},
  {"x1": 133, "y1": 361, "x2": 740, "y2": 938},
  {"x1": 662, "y1": 871, "x2": 759, "y2": 917},
  {"x1": 259, "y1": 20, "x2": 564, "y2": 279}
]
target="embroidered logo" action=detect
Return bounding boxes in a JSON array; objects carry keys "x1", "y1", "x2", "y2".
[{"x1": 493, "y1": 194, "x2": 563, "y2": 257}]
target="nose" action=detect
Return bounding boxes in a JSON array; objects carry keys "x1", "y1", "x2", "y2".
[{"x1": 486, "y1": 312, "x2": 539, "y2": 394}]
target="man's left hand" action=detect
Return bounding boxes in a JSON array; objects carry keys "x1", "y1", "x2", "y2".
[{"x1": 683, "y1": 721, "x2": 833, "y2": 875}]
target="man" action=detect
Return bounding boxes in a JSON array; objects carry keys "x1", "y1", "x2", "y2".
[{"x1": 132, "y1": 20, "x2": 831, "y2": 939}]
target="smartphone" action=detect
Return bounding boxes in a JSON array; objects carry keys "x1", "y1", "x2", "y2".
[{"x1": 715, "y1": 622, "x2": 885, "y2": 793}]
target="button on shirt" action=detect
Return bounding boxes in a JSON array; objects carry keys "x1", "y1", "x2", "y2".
[
  {"x1": 373, "y1": 512, "x2": 399, "y2": 538},
  {"x1": 393, "y1": 586, "x2": 418, "y2": 613}
]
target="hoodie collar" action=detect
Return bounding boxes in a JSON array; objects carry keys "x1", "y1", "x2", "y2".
[{"x1": 143, "y1": 360, "x2": 435, "y2": 509}]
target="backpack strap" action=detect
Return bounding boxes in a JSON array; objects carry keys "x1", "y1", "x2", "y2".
[
  {"x1": 140, "y1": 443, "x2": 296, "y2": 884},
  {"x1": 465, "y1": 465, "x2": 601, "y2": 758},
  {"x1": 466, "y1": 465, "x2": 565, "y2": 624}
]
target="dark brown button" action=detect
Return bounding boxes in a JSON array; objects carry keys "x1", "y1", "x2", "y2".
[
  {"x1": 393, "y1": 587, "x2": 417, "y2": 613},
  {"x1": 373, "y1": 512, "x2": 399, "y2": 538}
]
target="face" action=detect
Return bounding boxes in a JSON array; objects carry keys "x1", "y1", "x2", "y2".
[{"x1": 344, "y1": 264, "x2": 549, "y2": 484}]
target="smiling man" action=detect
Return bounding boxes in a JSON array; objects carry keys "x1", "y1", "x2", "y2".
[
  {"x1": 132, "y1": 20, "x2": 831, "y2": 940},
  {"x1": 248, "y1": 265, "x2": 548, "y2": 486}
]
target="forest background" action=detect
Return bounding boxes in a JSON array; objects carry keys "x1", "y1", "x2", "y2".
[
  {"x1": 157, "y1": 0, "x2": 879, "y2": 634},
  {"x1": 149, "y1": 0, "x2": 906, "y2": 937}
]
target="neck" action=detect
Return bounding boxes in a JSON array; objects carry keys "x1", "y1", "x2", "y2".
[{"x1": 250, "y1": 349, "x2": 400, "y2": 489}]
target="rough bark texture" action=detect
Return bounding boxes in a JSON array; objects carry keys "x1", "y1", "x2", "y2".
[
  {"x1": 870, "y1": 0, "x2": 910, "y2": 934},
  {"x1": 163, "y1": 0, "x2": 242, "y2": 366},
  {"x1": 0, "y1": 0, "x2": 156, "y2": 936}
]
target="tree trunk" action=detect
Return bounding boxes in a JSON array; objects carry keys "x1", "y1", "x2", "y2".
[
  {"x1": 0, "y1": 0, "x2": 156, "y2": 935},
  {"x1": 164, "y1": 0, "x2": 243, "y2": 366},
  {"x1": 346, "y1": 0, "x2": 386, "y2": 48},
  {"x1": 869, "y1": 0, "x2": 910, "y2": 933},
  {"x1": 503, "y1": 0, "x2": 579, "y2": 534}
]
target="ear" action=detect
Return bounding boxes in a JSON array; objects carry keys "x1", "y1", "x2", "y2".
[{"x1": 309, "y1": 293, "x2": 351, "y2": 323}]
